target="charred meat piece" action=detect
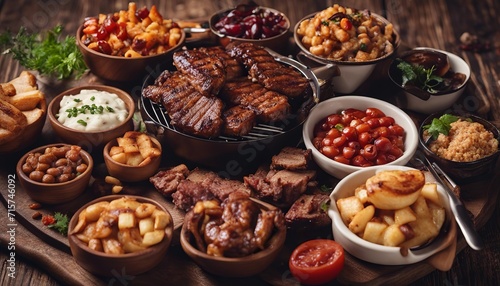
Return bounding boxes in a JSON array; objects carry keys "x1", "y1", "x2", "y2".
[
  {"x1": 221, "y1": 77, "x2": 290, "y2": 123},
  {"x1": 172, "y1": 179, "x2": 216, "y2": 212},
  {"x1": 285, "y1": 193, "x2": 331, "y2": 229},
  {"x1": 226, "y1": 42, "x2": 309, "y2": 97},
  {"x1": 173, "y1": 49, "x2": 226, "y2": 96},
  {"x1": 188, "y1": 168, "x2": 251, "y2": 202},
  {"x1": 271, "y1": 147, "x2": 313, "y2": 170},
  {"x1": 149, "y1": 164, "x2": 190, "y2": 196},
  {"x1": 222, "y1": 105, "x2": 256, "y2": 137},
  {"x1": 198, "y1": 46, "x2": 245, "y2": 80}
]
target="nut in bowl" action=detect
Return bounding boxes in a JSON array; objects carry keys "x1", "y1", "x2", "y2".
[
  {"x1": 388, "y1": 47, "x2": 470, "y2": 114},
  {"x1": 48, "y1": 85, "x2": 135, "y2": 153},
  {"x1": 103, "y1": 131, "x2": 162, "y2": 183},
  {"x1": 303, "y1": 95, "x2": 418, "y2": 179},
  {"x1": 419, "y1": 112, "x2": 500, "y2": 182},
  {"x1": 294, "y1": 4, "x2": 400, "y2": 94},
  {"x1": 68, "y1": 195, "x2": 174, "y2": 276},
  {"x1": 77, "y1": 2, "x2": 185, "y2": 82},
  {"x1": 328, "y1": 165, "x2": 456, "y2": 265},
  {"x1": 180, "y1": 194, "x2": 287, "y2": 277},
  {"x1": 16, "y1": 144, "x2": 93, "y2": 204}
]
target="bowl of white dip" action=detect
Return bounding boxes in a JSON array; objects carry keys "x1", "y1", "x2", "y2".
[{"x1": 48, "y1": 85, "x2": 135, "y2": 153}]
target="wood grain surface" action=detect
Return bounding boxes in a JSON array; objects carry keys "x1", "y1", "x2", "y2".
[{"x1": 1, "y1": 0, "x2": 499, "y2": 285}]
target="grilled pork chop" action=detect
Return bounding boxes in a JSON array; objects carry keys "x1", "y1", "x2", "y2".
[
  {"x1": 222, "y1": 105, "x2": 256, "y2": 137},
  {"x1": 226, "y1": 42, "x2": 309, "y2": 97},
  {"x1": 198, "y1": 46, "x2": 245, "y2": 80},
  {"x1": 173, "y1": 49, "x2": 226, "y2": 96}
]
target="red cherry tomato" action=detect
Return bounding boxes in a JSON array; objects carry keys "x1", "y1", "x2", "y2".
[{"x1": 289, "y1": 239, "x2": 345, "y2": 285}]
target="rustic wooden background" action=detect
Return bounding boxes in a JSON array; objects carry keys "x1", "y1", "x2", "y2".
[{"x1": 1, "y1": 0, "x2": 499, "y2": 285}]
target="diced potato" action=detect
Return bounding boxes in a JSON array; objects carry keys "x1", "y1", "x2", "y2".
[
  {"x1": 336, "y1": 196, "x2": 364, "y2": 225},
  {"x1": 123, "y1": 131, "x2": 140, "y2": 138},
  {"x1": 139, "y1": 146, "x2": 161, "y2": 159},
  {"x1": 22, "y1": 108, "x2": 44, "y2": 124},
  {"x1": 400, "y1": 215, "x2": 439, "y2": 248},
  {"x1": 379, "y1": 209, "x2": 395, "y2": 225},
  {"x1": 348, "y1": 205, "x2": 375, "y2": 234},
  {"x1": 88, "y1": 238, "x2": 103, "y2": 252},
  {"x1": 153, "y1": 210, "x2": 170, "y2": 230},
  {"x1": 117, "y1": 137, "x2": 136, "y2": 146},
  {"x1": 111, "y1": 153, "x2": 128, "y2": 164},
  {"x1": 139, "y1": 218, "x2": 155, "y2": 236},
  {"x1": 5, "y1": 90, "x2": 44, "y2": 111},
  {"x1": 136, "y1": 133, "x2": 153, "y2": 148},
  {"x1": 142, "y1": 230, "x2": 165, "y2": 246},
  {"x1": 421, "y1": 183, "x2": 442, "y2": 207},
  {"x1": 363, "y1": 221, "x2": 388, "y2": 244},
  {"x1": 354, "y1": 186, "x2": 369, "y2": 204},
  {"x1": 126, "y1": 153, "x2": 144, "y2": 166},
  {"x1": 428, "y1": 202, "x2": 446, "y2": 230},
  {"x1": 383, "y1": 224, "x2": 406, "y2": 246},
  {"x1": 118, "y1": 212, "x2": 136, "y2": 229},
  {"x1": 394, "y1": 206, "x2": 417, "y2": 225},
  {"x1": 109, "y1": 146, "x2": 124, "y2": 156},
  {"x1": 122, "y1": 143, "x2": 140, "y2": 153},
  {"x1": 411, "y1": 195, "x2": 430, "y2": 217},
  {"x1": 102, "y1": 238, "x2": 125, "y2": 254}
]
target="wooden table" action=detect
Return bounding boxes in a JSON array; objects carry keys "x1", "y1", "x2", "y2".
[{"x1": 1, "y1": 0, "x2": 499, "y2": 285}]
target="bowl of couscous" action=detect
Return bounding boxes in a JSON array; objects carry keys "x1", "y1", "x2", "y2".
[
  {"x1": 294, "y1": 4, "x2": 400, "y2": 94},
  {"x1": 419, "y1": 112, "x2": 500, "y2": 182}
]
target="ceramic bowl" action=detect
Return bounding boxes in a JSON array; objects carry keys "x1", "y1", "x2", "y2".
[
  {"x1": 103, "y1": 134, "x2": 162, "y2": 182},
  {"x1": 16, "y1": 143, "x2": 93, "y2": 204},
  {"x1": 76, "y1": 24, "x2": 185, "y2": 82},
  {"x1": 294, "y1": 12, "x2": 399, "y2": 94},
  {"x1": 47, "y1": 85, "x2": 135, "y2": 153},
  {"x1": 68, "y1": 195, "x2": 174, "y2": 276},
  {"x1": 209, "y1": 6, "x2": 290, "y2": 54},
  {"x1": 328, "y1": 165, "x2": 456, "y2": 265},
  {"x1": 419, "y1": 112, "x2": 500, "y2": 182},
  {"x1": 388, "y1": 47, "x2": 471, "y2": 114},
  {"x1": 302, "y1": 95, "x2": 418, "y2": 179},
  {"x1": 180, "y1": 198, "x2": 286, "y2": 277}
]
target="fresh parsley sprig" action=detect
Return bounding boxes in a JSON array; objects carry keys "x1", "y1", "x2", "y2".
[
  {"x1": 423, "y1": 114, "x2": 459, "y2": 140},
  {"x1": 47, "y1": 212, "x2": 69, "y2": 236},
  {"x1": 397, "y1": 59, "x2": 444, "y2": 94}
]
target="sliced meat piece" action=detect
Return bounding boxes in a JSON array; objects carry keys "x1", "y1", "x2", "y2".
[
  {"x1": 149, "y1": 164, "x2": 190, "y2": 196},
  {"x1": 222, "y1": 105, "x2": 256, "y2": 137},
  {"x1": 271, "y1": 147, "x2": 313, "y2": 170},
  {"x1": 285, "y1": 193, "x2": 331, "y2": 229},
  {"x1": 172, "y1": 179, "x2": 215, "y2": 212},
  {"x1": 173, "y1": 49, "x2": 226, "y2": 96},
  {"x1": 188, "y1": 168, "x2": 251, "y2": 202},
  {"x1": 198, "y1": 46, "x2": 245, "y2": 80}
]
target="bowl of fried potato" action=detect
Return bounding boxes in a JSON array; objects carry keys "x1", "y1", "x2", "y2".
[
  {"x1": 103, "y1": 131, "x2": 162, "y2": 182},
  {"x1": 328, "y1": 165, "x2": 456, "y2": 265},
  {"x1": 68, "y1": 195, "x2": 174, "y2": 276}
]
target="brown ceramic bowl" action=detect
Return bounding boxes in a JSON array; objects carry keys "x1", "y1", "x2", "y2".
[
  {"x1": 68, "y1": 195, "x2": 174, "y2": 276},
  {"x1": 209, "y1": 6, "x2": 290, "y2": 54},
  {"x1": 76, "y1": 24, "x2": 185, "y2": 82},
  {"x1": 103, "y1": 134, "x2": 162, "y2": 182},
  {"x1": 180, "y1": 198, "x2": 286, "y2": 277},
  {"x1": 16, "y1": 143, "x2": 93, "y2": 204},
  {"x1": 419, "y1": 112, "x2": 500, "y2": 183},
  {"x1": 48, "y1": 85, "x2": 135, "y2": 153}
]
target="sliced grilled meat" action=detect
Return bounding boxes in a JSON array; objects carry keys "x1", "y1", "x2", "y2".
[
  {"x1": 149, "y1": 164, "x2": 190, "y2": 196},
  {"x1": 221, "y1": 77, "x2": 290, "y2": 123},
  {"x1": 226, "y1": 42, "x2": 309, "y2": 97},
  {"x1": 285, "y1": 193, "x2": 331, "y2": 229},
  {"x1": 173, "y1": 49, "x2": 226, "y2": 96},
  {"x1": 222, "y1": 105, "x2": 256, "y2": 137},
  {"x1": 271, "y1": 147, "x2": 313, "y2": 170},
  {"x1": 198, "y1": 46, "x2": 245, "y2": 80}
]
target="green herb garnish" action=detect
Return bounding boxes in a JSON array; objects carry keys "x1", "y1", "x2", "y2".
[
  {"x1": 334, "y1": 123, "x2": 344, "y2": 131},
  {"x1": 321, "y1": 20, "x2": 330, "y2": 26},
  {"x1": 423, "y1": 114, "x2": 459, "y2": 140},
  {"x1": 0, "y1": 25, "x2": 87, "y2": 80},
  {"x1": 396, "y1": 60, "x2": 444, "y2": 93},
  {"x1": 359, "y1": 43, "x2": 367, "y2": 52},
  {"x1": 320, "y1": 201, "x2": 330, "y2": 212},
  {"x1": 77, "y1": 119, "x2": 87, "y2": 126},
  {"x1": 48, "y1": 212, "x2": 69, "y2": 236}
]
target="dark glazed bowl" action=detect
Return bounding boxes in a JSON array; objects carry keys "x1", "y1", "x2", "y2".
[{"x1": 419, "y1": 112, "x2": 500, "y2": 182}]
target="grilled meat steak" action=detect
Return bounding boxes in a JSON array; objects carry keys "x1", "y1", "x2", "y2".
[
  {"x1": 226, "y1": 42, "x2": 309, "y2": 97},
  {"x1": 173, "y1": 49, "x2": 226, "y2": 96},
  {"x1": 285, "y1": 193, "x2": 331, "y2": 229},
  {"x1": 149, "y1": 164, "x2": 190, "y2": 196},
  {"x1": 271, "y1": 147, "x2": 313, "y2": 170},
  {"x1": 222, "y1": 105, "x2": 256, "y2": 137},
  {"x1": 198, "y1": 46, "x2": 245, "y2": 80}
]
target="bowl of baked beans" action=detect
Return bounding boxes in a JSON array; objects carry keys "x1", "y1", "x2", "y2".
[
  {"x1": 16, "y1": 144, "x2": 93, "y2": 204},
  {"x1": 303, "y1": 96, "x2": 418, "y2": 179},
  {"x1": 294, "y1": 4, "x2": 400, "y2": 94},
  {"x1": 76, "y1": 2, "x2": 185, "y2": 82}
]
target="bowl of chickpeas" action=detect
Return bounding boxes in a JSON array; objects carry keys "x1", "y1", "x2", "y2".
[
  {"x1": 16, "y1": 144, "x2": 94, "y2": 204},
  {"x1": 294, "y1": 4, "x2": 400, "y2": 94},
  {"x1": 76, "y1": 2, "x2": 185, "y2": 82}
]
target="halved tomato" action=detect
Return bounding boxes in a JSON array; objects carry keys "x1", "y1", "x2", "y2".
[{"x1": 289, "y1": 239, "x2": 345, "y2": 285}]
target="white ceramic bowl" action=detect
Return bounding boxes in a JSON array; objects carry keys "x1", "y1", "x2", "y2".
[
  {"x1": 389, "y1": 47, "x2": 470, "y2": 114},
  {"x1": 302, "y1": 96, "x2": 418, "y2": 179},
  {"x1": 328, "y1": 165, "x2": 455, "y2": 265}
]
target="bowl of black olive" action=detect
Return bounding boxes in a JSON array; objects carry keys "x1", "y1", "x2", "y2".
[{"x1": 388, "y1": 47, "x2": 470, "y2": 114}]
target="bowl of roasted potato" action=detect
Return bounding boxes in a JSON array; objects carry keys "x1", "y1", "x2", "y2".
[
  {"x1": 103, "y1": 131, "x2": 162, "y2": 182},
  {"x1": 68, "y1": 195, "x2": 174, "y2": 276},
  {"x1": 328, "y1": 165, "x2": 456, "y2": 265},
  {"x1": 48, "y1": 85, "x2": 135, "y2": 153},
  {"x1": 0, "y1": 71, "x2": 47, "y2": 154},
  {"x1": 76, "y1": 2, "x2": 185, "y2": 82},
  {"x1": 16, "y1": 144, "x2": 94, "y2": 204}
]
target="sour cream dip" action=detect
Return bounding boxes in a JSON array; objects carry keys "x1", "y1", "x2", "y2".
[{"x1": 57, "y1": 89, "x2": 129, "y2": 132}]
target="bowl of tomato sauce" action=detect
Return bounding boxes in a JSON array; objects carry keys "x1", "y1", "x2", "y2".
[{"x1": 302, "y1": 95, "x2": 418, "y2": 179}]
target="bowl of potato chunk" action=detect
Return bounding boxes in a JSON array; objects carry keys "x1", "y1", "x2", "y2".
[
  {"x1": 328, "y1": 165, "x2": 456, "y2": 265},
  {"x1": 68, "y1": 195, "x2": 174, "y2": 276}
]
